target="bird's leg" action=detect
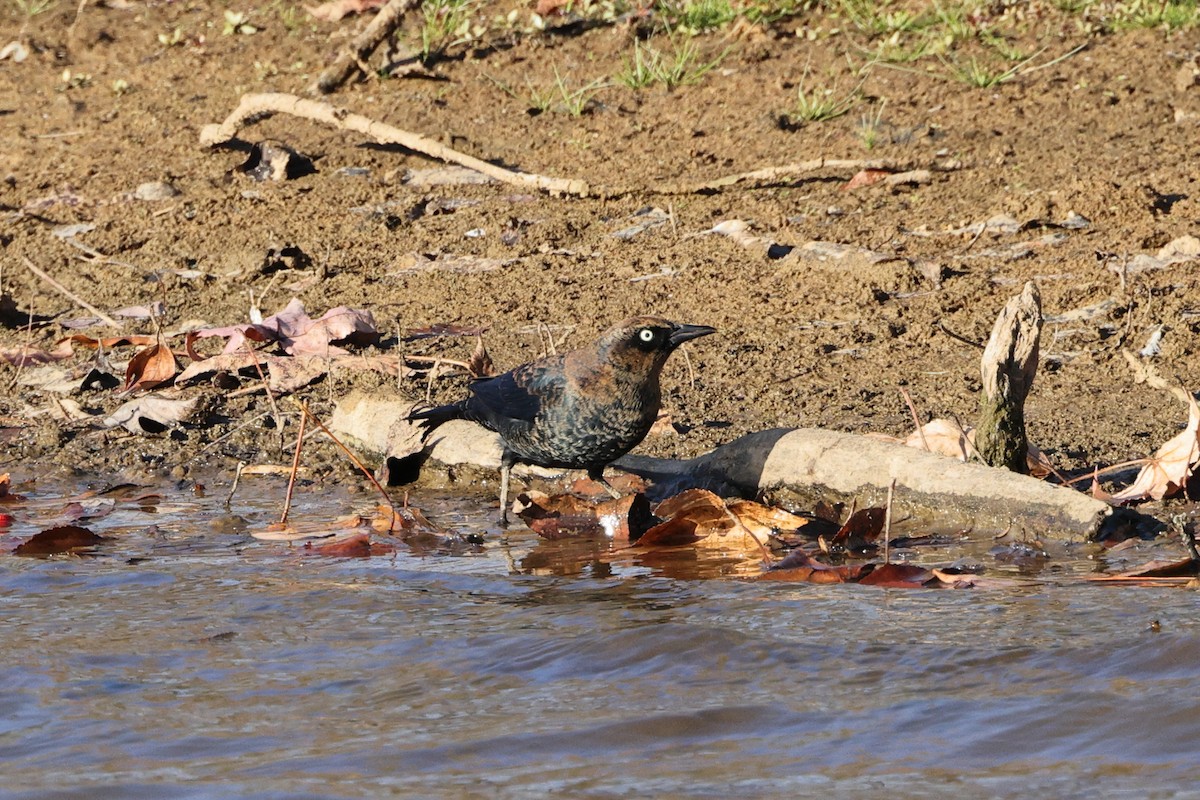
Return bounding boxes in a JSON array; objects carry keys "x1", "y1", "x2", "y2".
[
  {"x1": 498, "y1": 452, "x2": 515, "y2": 528},
  {"x1": 587, "y1": 466, "x2": 622, "y2": 499}
]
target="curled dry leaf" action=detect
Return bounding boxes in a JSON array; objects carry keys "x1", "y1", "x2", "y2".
[
  {"x1": 727, "y1": 500, "x2": 809, "y2": 542},
  {"x1": 467, "y1": 336, "x2": 495, "y2": 378},
  {"x1": 819, "y1": 507, "x2": 886, "y2": 555},
  {"x1": 123, "y1": 343, "x2": 179, "y2": 392},
  {"x1": 1110, "y1": 391, "x2": 1200, "y2": 503},
  {"x1": 102, "y1": 395, "x2": 198, "y2": 435}
]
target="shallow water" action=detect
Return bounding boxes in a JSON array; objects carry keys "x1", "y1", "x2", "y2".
[{"x1": 1, "y1": 481, "x2": 1198, "y2": 799}]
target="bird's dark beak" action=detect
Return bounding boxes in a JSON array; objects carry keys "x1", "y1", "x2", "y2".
[{"x1": 668, "y1": 323, "x2": 716, "y2": 347}]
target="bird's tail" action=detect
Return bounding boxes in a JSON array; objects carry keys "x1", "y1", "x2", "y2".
[{"x1": 406, "y1": 401, "x2": 467, "y2": 442}]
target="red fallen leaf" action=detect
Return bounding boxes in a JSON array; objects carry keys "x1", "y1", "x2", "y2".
[
  {"x1": 309, "y1": 533, "x2": 395, "y2": 558},
  {"x1": 570, "y1": 472, "x2": 649, "y2": 498},
  {"x1": 0, "y1": 473, "x2": 25, "y2": 504},
  {"x1": 0, "y1": 513, "x2": 12, "y2": 527},
  {"x1": 757, "y1": 548, "x2": 866, "y2": 583},
  {"x1": 516, "y1": 491, "x2": 606, "y2": 539},
  {"x1": 14, "y1": 525, "x2": 108, "y2": 556},
  {"x1": 819, "y1": 507, "x2": 886, "y2": 555},
  {"x1": 638, "y1": 489, "x2": 732, "y2": 547},
  {"x1": 123, "y1": 342, "x2": 178, "y2": 392},
  {"x1": 592, "y1": 494, "x2": 656, "y2": 543},
  {"x1": 184, "y1": 330, "x2": 205, "y2": 362},
  {"x1": 842, "y1": 168, "x2": 892, "y2": 191},
  {"x1": 858, "y1": 562, "x2": 935, "y2": 587}
]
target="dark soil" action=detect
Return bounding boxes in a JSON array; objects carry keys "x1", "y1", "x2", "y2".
[{"x1": 2, "y1": 1, "x2": 1199, "y2": 511}]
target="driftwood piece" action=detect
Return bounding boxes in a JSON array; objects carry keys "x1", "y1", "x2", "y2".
[
  {"x1": 198, "y1": 93, "x2": 590, "y2": 197},
  {"x1": 329, "y1": 392, "x2": 1114, "y2": 541},
  {"x1": 976, "y1": 281, "x2": 1042, "y2": 473},
  {"x1": 313, "y1": 0, "x2": 420, "y2": 94}
]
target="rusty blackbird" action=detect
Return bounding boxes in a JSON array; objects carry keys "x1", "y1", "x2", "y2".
[{"x1": 408, "y1": 316, "x2": 715, "y2": 524}]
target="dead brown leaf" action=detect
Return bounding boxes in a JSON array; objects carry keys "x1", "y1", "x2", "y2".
[
  {"x1": 1111, "y1": 391, "x2": 1200, "y2": 503},
  {"x1": 819, "y1": 507, "x2": 886, "y2": 555},
  {"x1": 123, "y1": 343, "x2": 178, "y2": 392},
  {"x1": 757, "y1": 549, "x2": 865, "y2": 583},
  {"x1": 467, "y1": 335, "x2": 495, "y2": 378},
  {"x1": 727, "y1": 500, "x2": 810, "y2": 542}
]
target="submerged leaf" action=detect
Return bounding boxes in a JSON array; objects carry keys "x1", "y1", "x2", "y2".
[{"x1": 14, "y1": 525, "x2": 107, "y2": 556}]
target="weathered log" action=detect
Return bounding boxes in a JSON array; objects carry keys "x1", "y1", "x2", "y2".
[{"x1": 330, "y1": 392, "x2": 1116, "y2": 541}]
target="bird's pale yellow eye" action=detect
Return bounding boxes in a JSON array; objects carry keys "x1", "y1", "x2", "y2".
[{"x1": 638, "y1": 329, "x2": 654, "y2": 342}]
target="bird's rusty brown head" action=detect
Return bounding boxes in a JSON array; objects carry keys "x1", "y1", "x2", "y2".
[{"x1": 601, "y1": 316, "x2": 716, "y2": 363}]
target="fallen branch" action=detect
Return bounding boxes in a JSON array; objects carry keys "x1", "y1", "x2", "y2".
[
  {"x1": 313, "y1": 0, "x2": 420, "y2": 94},
  {"x1": 200, "y1": 93, "x2": 962, "y2": 199},
  {"x1": 199, "y1": 92, "x2": 590, "y2": 197},
  {"x1": 652, "y1": 160, "x2": 951, "y2": 195},
  {"x1": 329, "y1": 392, "x2": 1118, "y2": 541}
]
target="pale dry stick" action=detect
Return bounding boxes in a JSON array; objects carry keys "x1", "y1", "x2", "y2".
[
  {"x1": 883, "y1": 478, "x2": 895, "y2": 565},
  {"x1": 899, "y1": 387, "x2": 929, "y2": 453},
  {"x1": 225, "y1": 461, "x2": 246, "y2": 508},
  {"x1": 653, "y1": 158, "x2": 940, "y2": 195},
  {"x1": 295, "y1": 400, "x2": 397, "y2": 531},
  {"x1": 242, "y1": 342, "x2": 285, "y2": 454},
  {"x1": 22, "y1": 256, "x2": 120, "y2": 328},
  {"x1": 313, "y1": 0, "x2": 420, "y2": 94},
  {"x1": 66, "y1": 0, "x2": 89, "y2": 48},
  {"x1": 279, "y1": 408, "x2": 308, "y2": 527},
  {"x1": 199, "y1": 93, "x2": 590, "y2": 196}
]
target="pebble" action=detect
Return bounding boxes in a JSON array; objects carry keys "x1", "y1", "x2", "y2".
[{"x1": 134, "y1": 181, "x2": 181, "y2": 201}]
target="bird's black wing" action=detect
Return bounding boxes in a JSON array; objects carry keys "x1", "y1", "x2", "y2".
[{"x1": 465, "y1": 365, "x2": 544, "y2": 425}]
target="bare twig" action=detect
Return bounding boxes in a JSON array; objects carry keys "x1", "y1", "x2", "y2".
[
  {"x1": 899, "y1": 387, "x2": 929, "y2": 452},
  {"x1": 295, "y1": 400, "x2": 397, "y2": 531},
  {"x1": 200, "y1": 92, "x2": 589, "y2": 196},
  {"x1": 280, "y1": 408, "x2": 308, "y2": 527},
  {"x1": 22, "y1": 256, "x2": 120, "y2": 328},
  {"x1": 883, "y1": 478, "x2": 895, "y2": 564},
  {"x1": 225, "y1": 461, "x2": 246, "y2": 508},
  {"x1": 314, "y1": 0, "x2": 420, "y2": 94}
]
